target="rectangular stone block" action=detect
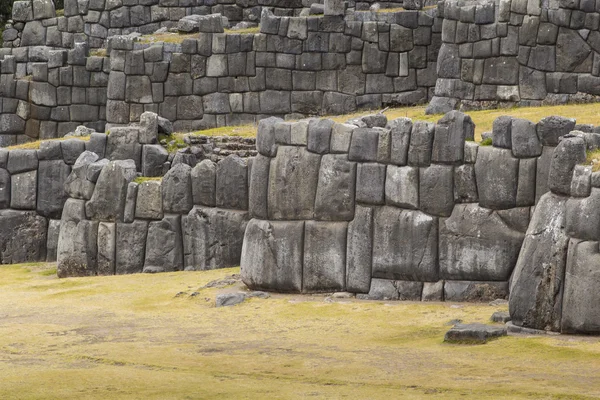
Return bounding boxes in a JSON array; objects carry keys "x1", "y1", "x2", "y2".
[{"x1": 303, "y1": 221, "x2": 347, "y2": 293}]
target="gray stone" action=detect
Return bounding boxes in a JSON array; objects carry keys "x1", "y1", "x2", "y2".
[
  {"x1": 475, "y1": 147, "x2": 519, "y2": 209},
  {"x1": 346, "y1": 205, "x2": 373, "y2": 294},
  {"x1": 215, "y1": 293, "x2": 246, "y2": 307},
  {"x1": 491, "y1": 311, "x2": 511, "y2": 323},
  {"x1": 444, "y1": 323, "x2": 507, "y2": 344},
  {"x1": 432, "y1": 111, "x2": 474, "y2": 164},
  {"x1": 106, "y1": 127, "x2": 142, "y2": 168},
  {"x1": 0, "y1": 210, "x2": 47, "y2": 264},
  {"x1": 422, "y1": 281, "x2": 444, "y2": 301},
  {"x1": 190, "y1": 160, "x2": 216, "y2": 208},
  {"x1": 517, "y1": 158, "x2": 537, "y2": 206},
  {"x1": 268, "y1": 146, "x2": 320, "y2": 220},
  {"x1": 330, "y1": 123, "x2": 354, "y2": 153},
  {"x1": 536, "y1": 146, "x2": 555, "y2": 202},
  {"x1": 570, "y1": 165, "x2": 592, "y2": 198},
  {"x1": 537, "y1": 116, "x2": 576, "y2": 146},
  {"x1": 216, "y1": 155, "x2": 248, "y2": 211},
  {"x1": 7, "y1": 149, "x2": 38, "y2": 174},
  {"x1": 440, "y1": 204, "x2": 525, "y2": 281},
  {"x1": 556, "y1": 27, "x2": 591, "y2": 72},
  {"x1": 142, "y1": 144, "x2": 168, "y2": 177},
  {"x1": 389, "y1": 118, "x2": 412, "y2": 166},
  {"x1": 241, "y1": 219, "x2": 304, "y2": 292},
  {"x1": 385, "y1": 165, "x2": 419, "y2": 209},
  {"x1": 366, "y1": 278, "x2": 400, "y2": 300},
  {"x1": 46, "y1": 219, "x2": 60, "y2": 262},
  {"x1": 0, "y1": 169, "x2": 10, "y2": 209},
  {"x1": 256, "y1": 116, "x2": 282, "y2": 157},
  {"x1": 303, "y1": 221, "x2": 347, "y2": 293},
  {"x1": 248, "y1": 155, "x2": 269, "y2": 219},
  {"x1": 561, "y1": 240, "x2": 600, "y2": 333},
  {"x1": 135, "y1": 180, "x2": 162, "y2": 220},
  {"x1": 372, "y1": 206, "x2": 438, "y2": 281},
  {"x1": 37, "y1": 160, "x2": 71, "y2": 219},
  {"x1": 144, "y1": 215, "x2": 183, "y2": 273},
  {"x1": 57, "y1": 199, "x2": 98, "y2": 278},
  {"x1": 11, "y1": 171, "x2": 37, "y2": 210},
  {"x1": 356, "y1": 163, "x2": 386, "y2": 205},
  {"x1": 509, "y1": 193, "x2": 569, "y2": 331},
  {"x1": 548, "y1": 135, "x2": 587, "y2": 196},
  {"x1": 566, "y1": 188, "x2": 600, "y2": 241},
  {"x1": 492, "y1": 116, "x2": 512, "y2": 149},
  {"x1": 21, "y1": 21, "x2": 47, "y2": 47},
  {"x1": 97, "y1": 222, "x2": 116, "y2": 276},
  {"x1": 308, "y1": 119, "x2": 335, "y2": 154},
  {"x1": 408, "y1": 121, "x2": 435, "y2": 166},
  {"x1": 445, "y1": 281, "x2": 509, "y2": 302},
  {"x1": 454, "y1": 164, "x2": 478, "y2": 203},
  {"x1": 162, "y1": 163, "x2": 193, "y2": 214},
  {"x1": 511, "y1": 118, "x2": 542, "y2": 158},
  {"x1": 115, "y1": 220, "x2": 148, "y2": 274},
  {"x1": 183, "y1": 207, "x2": 249, "y2": 270},
  {"x1": 419, "y1": 164, "x2": 454, "y2": 217},
  {"x1": 314, "y1": 155, "x2": 356, "y2": 221},
  {"x1": 61, "y1": 139, "x2": 86, "y2": 165},
  {"x1": 139, "y1": 112, "x2": 159, "y2": 144},
  {"x1": 123, "y1": 182, "x2": 137, "y2": 224},
  {"x1": 85, "y1": 159, "x2": 137, "y2": 222}
]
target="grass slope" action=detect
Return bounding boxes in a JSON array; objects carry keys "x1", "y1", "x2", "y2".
[{"x1": 1, "y1": 263, "x2": 600, "y2": 399}]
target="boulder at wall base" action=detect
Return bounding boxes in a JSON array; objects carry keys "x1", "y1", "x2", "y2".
[
  {"x1": 444, "y1": 323, "x2": 507, "y2": 344},
  {"x1": 143, "y1": 214, "x2": 183, "y2": 273},
  {"x1": 57, "y1": 199, "x2": 98, "y2": 278},
  {"x1": 439, "y1": 204, "x2": 525, "y2": 281},
  {"x1": 561, "y1": 240, "x2": 600, "y2": 334},
  {"x1": 0, "y1": 210, "x2": 48, "y2": 264},
  {"x1": 241, "y1": 219, "x2": 304, "y2": 293},
  {"x1": 183, "y1": 207, "x2": 249, "y2": 271},
  {"x1": 509, "y1": 192, "x2": 569, "y2": 332}
]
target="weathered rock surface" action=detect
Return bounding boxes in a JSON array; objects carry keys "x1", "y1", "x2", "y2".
[{"x1": 444, "y1": 323, "x2": 507, "y2": 344}]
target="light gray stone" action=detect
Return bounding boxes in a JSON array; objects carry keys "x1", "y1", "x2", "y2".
[
  {"x1": 407, "y1": 121, "x2": 435, "y2": 166},
  {"x1": 216, "y1": 155, "x2": 248, "y2": 211},
  {"x1": 432, "y1": 111, "x2": 474, "y2": 164},
  {"x1": 0, "y1": 210, "x2": 47, "y2": 264},
  {"x1": 37, "y1": 160, "x2": 71, "y2": 219},
  {"x1": 115, "y1": 220, "x2": 148, "y2": 274},
  {"x1": 144, "y1": 214, "x2": 183, "y2": 273},
  {"x1": 372, "y1": 206, "x2": 439, "y2": 282},
  {"x1": 445, "y1": 281, "x2": 509, "y2": 302},
  {"x1": 346, "y1": 205, "x2": 373, "y2": 294},
  {"x1": 85, "y1": 159, "x2": 137, "y2": 222},
  {"x1": 57, "y1": 199, "x2": 98, "y2": 277},
  {"x1": 11, "y1": 171, "x2": 37, "y2": 210},
  {"x1": 248, "y1": 155, "x2": 269, "y2": 219},
  {"x1": 475, "y1": 147, "x2": 519, "y2": 209},
  {"x1": 548, "y1": 135, "x2": 587, "y2": 196},
  {"x1": 385, "y1": 165, "x2": 419, "y2": 209},
  {"x1": 162, "y1": 163, "x2": 193, "y2": 214},
  {"x1": 389, "y1": 117, "x2": 412, "y2": 166},
  {"x1": 97, "y1": 222, "x2": 116, "y2": 276},
  {"x1": 303, "y1": 221, "x2": 347, "y2": 293},
  {"x1": 314, "y1": 155, "x2": 356, "y2": 221},
  {"x1": 356, "y1": 163, "x2": 386, "y2": 205},
  {"x1": 419, "y1": 164, "x2": 454, "y2": 217},
  {"x1": 566, "y1": 188, "x2": 600, "y2": 241},
  {"x1": 191, "y1": 159, "x2": 217, "y2": 207},
  {"x1": 241, "y1": 219, "x2": 304, "y2": 292},
  {"x1": 511, "y1": 118, "x2": 542, "y2": 158}
]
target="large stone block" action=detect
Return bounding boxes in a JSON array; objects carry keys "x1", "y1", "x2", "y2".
[
  {"x1": 565, "y1": 188, "x2": 600, "y2": 241},
  {"x1": 241, "y1": 219, "x2": 304, "y2": 292},
  {"x1": 439, "y1": 204, "x2": 525, "y2": 281},
  {"x1": 444, "y1": 281, "x2": 509, "y2": 302},
  {"x1": 303, "y1": 221, "x2": 347, "y2": 293},
  {"x1": 419, "y1": 164, "x2": 454, "y2": 217},
  {"x1": 0, "y1": 169, "x2": 9, "y2": 209},
  {"x1": 314, "y1": 154, "x2": 356, "y2": 221},
  {"x1": 356, "y1": 163, "x2": 386, "y2": 205},
  {"x1": 216, "y1": 155, "x2": 248, "y2": 211},
  {"x1": 372, "y1": 207, "x2": 439, "y2": 282},
  {"x1": 191, "y1": 160, "x2": 216, "y2": 207},
  {"x1": 135, "y1": 180, "x2": 163, "y2": 220},
  {"x1": 141, "y1": 144, "x2": 168, "y2": 177},
  {"x1": 183, "y1": 207, "x2": 249, "y2": 270},
  {"x1": 0, "y1": 210, "x2": 47, "y2": 264},
  {"x1": 144, "y1": 214, "x2": 183, "y2": 273},
  {"x1": 248, "y1": 154, "x2": 269, "y2": 219},
  {"x1": 509, "y1": 193, "x2": 569, "y2": 331},
  {"x1": 11, "y1": 171, "x2": 37, "y2": 210},
  {"x1": 57, "y1": 199, "x2": 98, "y2": 277},
  {"x1": 162, "y1": 163, "x2": 193, "y2": 214},
  {"x1": 548, "y1": 135, "x2": 586, "y2": 196},
  {"x1": 37, "y1": 159, "x2": 71, "y2": 219},
  {"x1": 537, "y1": 116, "x2": 576, "y2": 146},
  {"x1": 97, "y1": 222, "x2": 116, "y2": 276},
  {"x1": 85, "y1": 159, "x2": 137, "y2": 222},
  {"x1": 385, "y1": 165, "x2": 419, "y2": 209},
  {"x1": 511, "y1": 118, "x2": 541, "y2": 158},
  {"x1": 63, "y1": 151, "x2": 98, "y2": 200},
  {"x1": 106, "y1": 127, "x2": 142, "y2": 168},
  {"x1": 561, "y1": 240, "x2": 600, "y2": 333},
  {"x1": 407, "y1": 121, "x2": 435, "y2": 166},
  {"x1": 475, "y1": 147, "x2": 519, "y2": 209},
  {"x1": 268, "y1": 146, "x2": 320, "y2": 220},
  {"x1": 432, "y1": 111, "x2": 475, "y2": 164},
  {"x1": 116, "y1": 220, "x2": 149, "y2": 275},
  {"x1": 389, "y1": 117, "x2": 412, "y2": 166},
  {"x1": 346, "y1": 205, "x2": 373, "y2": 293}
]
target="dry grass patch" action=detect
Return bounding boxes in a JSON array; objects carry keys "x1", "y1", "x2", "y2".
[
  {"x1": 225, "y1": 27, "x2": 260, "y2": 35},
  {"x1": 6, "y1": 136, "x2": 90, "y2": 151},
  {"x1": 1, "y1": 263, "x2": 600, "y2": 399},
  {"x1": 138, "y1": 32, "x2": 198, "y2": 44}
]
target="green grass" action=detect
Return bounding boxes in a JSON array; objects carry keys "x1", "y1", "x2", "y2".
[
  {"x1": 1, "y1": 263, "x2": 600, "y2": 399},
  {"x1": 89, "y1": 48, "x2": 107, "y2": 57},
  {"x1": 480, "y1": 137, "x2": 493, "y2": 146},
  {"x1": 6, "y1": 136, "x2": 90, "y2": 151},
  {"x1": 133, "y1": 176, "x2": 162, "y2": 184},
  {"x1": 225, "y1": 27, "x2": 260, "y2": 35}
]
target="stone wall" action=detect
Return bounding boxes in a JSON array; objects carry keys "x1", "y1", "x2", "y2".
[
  {"x1": 105, "y1": 8, "x2": 440, "y2": 131},
  {"x1": 0, "y1": 44, "x2": 108, "y2": 146},
  {"x1": 238, "y1": 112, "x2": 600, "y2": 305},
  {"x1": 4, "y1": 0, "x2": 319, "y2": 50},
  {"x1": 427, "y1": 0, "x2": 600, "y2": 113}
]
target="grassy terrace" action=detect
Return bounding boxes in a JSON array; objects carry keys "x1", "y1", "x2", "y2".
[{"x1": 1, "y1": 263, "x2": 600, "y2": 399}]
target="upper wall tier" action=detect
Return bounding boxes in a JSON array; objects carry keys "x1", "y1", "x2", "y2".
[{"x1": 427, "y1": 0, "x2": 600, "y2": 113}]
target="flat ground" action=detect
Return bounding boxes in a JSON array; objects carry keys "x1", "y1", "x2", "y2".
[{"x1": 1, "y1": 264, "x2": 600, "y2": 399}]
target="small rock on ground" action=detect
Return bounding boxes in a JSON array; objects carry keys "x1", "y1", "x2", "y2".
[
  {"x1": 215, "y1": 292, "x2": 246, "y2": 307},
  {"x1": 444, "y1": 323, "x2": 507, "y2": 344},
  {"x1": 491, "y1": 311, "x2": 511, "y2": 323}
]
